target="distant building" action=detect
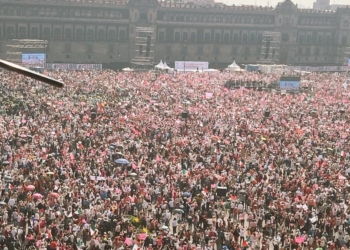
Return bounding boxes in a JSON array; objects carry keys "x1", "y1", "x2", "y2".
[
  {"x1": 330, "y1": 5, "x2": 350, "y2": 11},
  {"x1": 313, "y1": 0, "x2": 350, "y2": 11},
  {"x1": 0, "y1": 0, "x2": 349, "y2": 67},
  {"x1": 313, "y1": 0, "x2": 330, "y2": 10},
  {"x1": 182, "y1": 0, "x2": 215, "y2": 5}
]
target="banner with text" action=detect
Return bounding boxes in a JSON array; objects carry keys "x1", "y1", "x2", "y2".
[
  {"x1": 45, "y1": 64, "x2": 102, "y2": 70},
  {"x1": 288, "y1": 65, "x2": 349, "y2": 72},
  {"x1": 175, "y1": 61, "x2": 209, "y2": 71}
]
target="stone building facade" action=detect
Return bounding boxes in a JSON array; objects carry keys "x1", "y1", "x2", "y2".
[{"x1": 0, "y1": 0, "x2": 348, "y2": 66}]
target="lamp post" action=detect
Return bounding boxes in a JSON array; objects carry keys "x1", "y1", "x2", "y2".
[
  {"x1": 240, "y1": 44, "x2": 243, "y2": 64},
  {"x1": 207, "y1": 44, "x2": 211, "y2": 65},
  {"x1": 117, "y1": 38, "x2": 120, "y2": 61},
  {"x1": 293, "y1": 44, "x2": 297, "y2": 66},
  {"x1": 183, "y1": 40, "x2": 187, "y2": 72}
]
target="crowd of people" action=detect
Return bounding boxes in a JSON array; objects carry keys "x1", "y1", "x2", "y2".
[{"x1": 0, "y1": 69, "x2": 349, "y2": 250}]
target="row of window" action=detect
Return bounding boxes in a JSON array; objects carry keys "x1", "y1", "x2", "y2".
[
  {"x1": 1, "y1": 25, "x2": 348, "y2": 46},
  {"x1": 299, "y1": 18, "x2": 349, "y2": 28},
  {"x1": 298, "y1": 34, "x2": 347, "y2": 46},
  {"x1": 162, "y1": 14, "x2": 274, "y2": 25},
  {"x1": 1, "y1": 6, "x2": 348, "y2": 28},
  {"x1": 297, "y1": 47, "x2": 332, "y2": 56},
  {"x1": 0, "y1": 7, "x2": 126, "y2": 20},
  {"x1": 1, "y1": 26, "x2": 127, "y2": 41},
  {"x1": 0, "y1": 25, "x2": 266, "y2": 44},
  {"x1": 158, "y1": 31, "x2": 264, "y2": 44},
  {"x1": 299, "y1": 18, "x2": 333, "y2": 26}
]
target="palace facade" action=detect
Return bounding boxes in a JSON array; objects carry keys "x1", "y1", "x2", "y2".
[{"x1": 0, "y1": 0, "x2": 349, "y2": 66}]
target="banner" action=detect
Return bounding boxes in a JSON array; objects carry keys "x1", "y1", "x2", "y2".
[
  {"x1": 280, "y1": 81, "x2": 300, "y2": 90},
  {"x1": 279, "y1": 76, "x2": 300, "y2": 91},
  {"x1": 175, "y1": 61, "x2": 209, "y2": 71},
  {"x1": 22, "y1": 53, "x2": 46, "y2": 68},
  {"x1": 45, "y1": 64, "x2": 102, "y2": 70},
  {"x1": 288, "y1": 65, "x2": 349, "y2": 72}
]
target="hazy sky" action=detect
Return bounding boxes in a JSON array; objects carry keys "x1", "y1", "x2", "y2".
[{"x1": 216, "y1": 0, "x2": 350, "y2": 8}]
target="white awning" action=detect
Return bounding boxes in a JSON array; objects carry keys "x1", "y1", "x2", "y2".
[
  {"x1": 227, "y1": 60, "x2": 240, "y2": 69},
  {"x1": 163, "y1": 62, "x2": 172, "y2": 70},
  {"x1": 155, "y1": 60, "x2": 166, "y2": 70}
]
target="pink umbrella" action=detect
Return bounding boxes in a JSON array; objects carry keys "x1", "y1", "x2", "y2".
[
  {"x1": 33, "y1": 193, "x2": 43, "y2": 199},
  {"x1": 49, "y1": 192, "x2": 60, "y2": 198},
  {"x1": 26, "y1": 185, "x2": 35, "y2": 191}
]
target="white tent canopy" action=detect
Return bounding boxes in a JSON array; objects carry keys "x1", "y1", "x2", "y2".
[
  {"x1": 163, "y1": 62, "x2": 172, "y2": 70},
  {"x1": 155, "y1": 60, "x2": 165, "y2": 70},
  {"x1": 227, "y1": 60, "x2": 240, "y2": 70}
]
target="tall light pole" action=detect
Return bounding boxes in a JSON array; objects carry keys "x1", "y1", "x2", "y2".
[
  {"x1": 183, "y1": 40, "x2": 187, "y2": 72},
  {"x1": 117, "y1": 38, "x2": 120, "y2": 61}
]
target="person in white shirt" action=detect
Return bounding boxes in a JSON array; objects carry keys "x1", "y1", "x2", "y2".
[
  {"x1": 12, "y1": 211, "x2": 18, "y2": 226},
  {"x1": 239, "y1": 228, "x2": 245, "y2": 245},
  {"x1": 164, "y1": 210, "x2": 171, "y2": 226},
  {"x1": 169, "y1": 199, "x2": 174, "y2": 213},
  {"x1": 273, "y1": 233, "x2": 281, "y2": 250},
  {"x1": 172, "y1": 218, "x2": 178, "y2": 234},
  {"x1": 8, "y1": 197, "x2": 15, "y2": 207},
  {"x1": 11, "y1": 227, "x2": 17, "y2": 240}
]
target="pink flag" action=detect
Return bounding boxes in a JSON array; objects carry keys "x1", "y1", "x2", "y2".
[
  {"x1": 124, "y1": 238, "x2": 132, "y2": 246},
  {"x1": 139, "y1": 233, "x2": 147, "y2": 240},
  {"x1": 205, "y1": 92, "x2": 213, "y2": 99},
  {"x1": 295, "y1": 236, "x2": 306, "y2": 244}
]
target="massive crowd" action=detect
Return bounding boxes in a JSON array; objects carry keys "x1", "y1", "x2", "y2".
[{"x1": 0, "y1": 69, "x2": 349, "y2": 250}]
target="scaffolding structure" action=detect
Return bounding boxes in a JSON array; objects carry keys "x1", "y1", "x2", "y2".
[
  {"x1": 6, "y1": 39, "x2": 48, "y2": 65},
  {"x1": 258, "y1": 31, "x2": 281, "y2": 64},
  {"x1": 131, "y1": 27, "x2": 155, "y2": 71}
]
